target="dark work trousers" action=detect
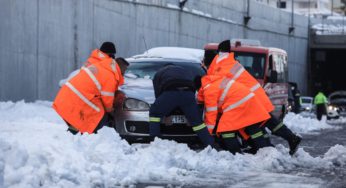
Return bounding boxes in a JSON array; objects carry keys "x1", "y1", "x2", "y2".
[
  {"x1": 316, "y1": 104, "x2": 326, "y2": 121},
  {"x1": 66, "y1": 113, "x2": 111, "y2": 135},
  {"x1": 149, "y1": 91, "x2": 214, "y2": 146},
  {"x1": 221, "y1": 122, "x2": 270, "y2": 154},
  {"x1": 265, "y1": 113, "x2": 301, "y2": 155},
  {"x1": 265, "y1": 114, "x2": 296, "y2": 140}
]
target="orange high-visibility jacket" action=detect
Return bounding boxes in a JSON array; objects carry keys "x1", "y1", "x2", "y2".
[
  {"x1": 84, "y1": 49, "x2": 124, "y2": 86},
  {"x1": 53, "y1": 58, "x2": 123, "y2": 134},
  {"x1": 207, "y1": 52, "x2": 275, "y2": 113},
  {"x1": 201, "y1": 75, "x2": 270, "y2": 134},
  {"x1": 86, "y1": 49, "x2": 112, "y2": 65}
]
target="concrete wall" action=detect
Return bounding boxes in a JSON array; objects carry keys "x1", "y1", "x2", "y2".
[{"x1": 0, "y1": 0, "x2": 310, "y2": 101}]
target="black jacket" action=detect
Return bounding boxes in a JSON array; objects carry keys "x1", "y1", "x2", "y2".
[{"x1": 153, "y1": 65, "x2": 195, "y2": 98}]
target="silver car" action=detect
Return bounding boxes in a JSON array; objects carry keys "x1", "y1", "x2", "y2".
[{"x1": 112, "y1": 57, "x2": 206, "y2": 144}]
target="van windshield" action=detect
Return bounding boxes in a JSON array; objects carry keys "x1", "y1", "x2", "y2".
[{"x1": 234, "y1": 52, "x2": 266, "y2": 79}]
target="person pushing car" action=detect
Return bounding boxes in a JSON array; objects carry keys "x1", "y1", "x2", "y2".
[
  {"x1": 53, "y1": 42, "x2": 129, "y2": 134},
  {"x1": 205, "y1": 40, "x2": 301, "y2": 155},
  {"x1": 149, "y1": 64, "x2": 215, "y2": 147}
]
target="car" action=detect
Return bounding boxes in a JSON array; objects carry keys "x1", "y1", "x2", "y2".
[
  {"x1": 112, "y1": 47, "x2": 206, "y2": 144},
  {"x1": 300, "y1": 96, "x2": 314, "y2": 113},
  {"x1": 327, "y1": 91, "x2": 346, "y2": 118}
]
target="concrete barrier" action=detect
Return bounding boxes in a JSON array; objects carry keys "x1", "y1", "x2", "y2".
[{"x1": 0, "y1": 0, "x2": 310, "y2": 101}]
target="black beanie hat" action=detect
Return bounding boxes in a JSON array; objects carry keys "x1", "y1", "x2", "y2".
[
  {"x1": 204, "y1": 50, "x2": 217, "y2": 68},
  {"x1": 100, "y1": 42, "x2": 116, "y2": 55},
  {"x1": 218, "y1": 40, "x2": 231, "y2": 53}
]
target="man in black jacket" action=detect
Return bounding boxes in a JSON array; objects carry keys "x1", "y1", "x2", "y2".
[{"x1": 149, "y1": 64, "x2": 215, "y2": 147}]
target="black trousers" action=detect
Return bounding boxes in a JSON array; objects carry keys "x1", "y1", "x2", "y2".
[
  {"x1": 316, "y1": 104, "x2": 326, "y2": 121},
  {"x1": 149, "y1": 91, "x2": 203, "y2": 136},
  {"x1": 66, "y1": 113, "x2": 112, "y2": 134}
]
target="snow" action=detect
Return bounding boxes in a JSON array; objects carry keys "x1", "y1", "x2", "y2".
[
  {"x1": 312, "y1": 23, "x2": 346, "y2": 35},
  {"x1": 0, "y1": 101, "x2": 345, "y2": 187},
  {"x1": 283, "y1": 112, "x2": 340, "y2": 134},
  {"x1": 131, "y1": 47, "x2": 204, "y2": 62}
]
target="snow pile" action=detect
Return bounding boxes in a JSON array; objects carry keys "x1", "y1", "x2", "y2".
[
  {"x1": 0, "y1": 101, "x2": 345, "y2": 187},
  {"x1": 132, "y1": 47, "x2": 204, "y2": 62},
  {"x1": 323, "y1": 144, "x2": 346, "y2": 167},
  {"x1": 284, "y1": 112, "x2": 339, "y2": 134},
  {"x1": 312, "y1": 23, "x2": 346, "y2": 35}
]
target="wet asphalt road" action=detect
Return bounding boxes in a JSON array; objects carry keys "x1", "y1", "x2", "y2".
[{"x1": 271, "y1": 122, "x2": 346, "y2": 188}]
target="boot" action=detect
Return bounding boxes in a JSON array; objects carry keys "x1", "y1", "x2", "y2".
[
  {"x1": 221, "y1": 133, "x2": 242, "y2": 154},
  {"x1": 288, "y1": 135, "x2": 302, "y2": 155},
  {"x1": 272, "y1": 124, "x2": 301, "y2": 155},
  {"x1": 193, "y1": 126, "x2": 215, "y2": 147}
]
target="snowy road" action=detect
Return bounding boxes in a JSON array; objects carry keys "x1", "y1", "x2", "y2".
[{"x1": 0, "y1": 101, "x2": 346, "y2": 188}]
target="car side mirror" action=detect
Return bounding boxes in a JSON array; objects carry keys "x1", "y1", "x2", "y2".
[{"x1": 268, "y1": 70, "x2": 278, "y2": 83}]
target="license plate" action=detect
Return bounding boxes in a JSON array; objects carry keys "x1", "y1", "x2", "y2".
[{"x1": 170, "y1": 115, "x2": 187, "y2": 124}]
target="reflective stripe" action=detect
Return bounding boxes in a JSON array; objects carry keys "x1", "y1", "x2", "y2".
[
  {"x1": 218, "y1": 79, "x2": 235, "y2": 106},
  {"x1": 111, "y1": 59, "x2": 117, "y2": 73},
  {"x1": 206, "y1": 106, "x2": 218, "y2": 112},
  {"x1": 221, "y1": 133, "x2": 236, "y2": 138},
  {"x1": 250, "y1": 131, "x2": 264, "y2": 139},
  {"x1": 149, "y1": 117, "x2": 161, "y2": 122},
  {"x1": 65, "y1": 82, "x2": 100, "y2": 112},
  {"x1": 250, "y1": 83, "x2": 261, "y2": 92},
  {"x1": 192, "y1": 123, "x2": 206, "y2": 132},
  {"x1": 219, "y1": 78, "x2": 232, "y2": 89},
  {"x1": 98, "y1": 51, "x2": 105, "y2": 58},
  {"x1": 229, "y1": 63, "x2": 242, "y2": 75},
  {"x1": 272, "y1": 122, "x2": 284, "y2": 132},
  {"x1": 101, "y1": 91, "x2": 114, "y2": 97},
  {"x1": 206, "y1": 124, "x2": 215, "y2": 129},
  {"x1": 223, "y1": 93, "x2": 255, "y2": 112},
  {"x1": 203, "y1": 84, "x2": 211, "y2": 90},
  {"x1": 216, "y1": 53, "x2": 229, "y2": 64},
  {"x1": 82, "y1": 67, "x2": 101, "y2": 91},
  {"x1": 233, "y1": 67, "x2": 245, "y2": 80}
]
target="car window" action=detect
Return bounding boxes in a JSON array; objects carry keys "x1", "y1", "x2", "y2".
[
  {"x1": 301, "y1": 98, "x2": 312, "y2": 104},
  {"x1": 125, "y1": 61, "x2": 205, "y2": 80}
]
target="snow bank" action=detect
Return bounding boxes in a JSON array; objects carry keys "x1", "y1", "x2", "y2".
[
  {"x1": 283, "y1": 112, "x2": 339, "y2": 134},
  {"x1": 0, "y1": 101, "x2": 345, "y2": 187},
  {"x1": 312, "y1": 22, "x2": 346, "y2": 35}
]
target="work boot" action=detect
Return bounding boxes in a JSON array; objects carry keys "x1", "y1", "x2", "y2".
[
  {"x1": 193, "y1": 126, "x2": 215, "y2": 147},
  {"x1": 221, "y1": 135, "x2": 242, "y2": 155},
  {"x1": 288, "y1": 135, "x2": 302, "y2": 155},
  {"x1": 272, "y1": 124, "x2": 301, "y2": 155}
]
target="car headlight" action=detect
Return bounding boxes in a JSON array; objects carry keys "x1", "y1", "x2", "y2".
[
  {"x1": 328, "y1": 105, "x2": 333, "y2": 111},
  {"x1": 123, "y1": 98, "x2": 150, "y2": 111},
  {"x1": 287, "y1": 105, "x2": 292, "y2": 111},
  {"x1": 328, "y1": 105, "x2": 338, "y2": 111}
]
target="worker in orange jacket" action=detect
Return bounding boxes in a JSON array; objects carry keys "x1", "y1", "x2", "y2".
[
  {"x1": 197, "y1": 74, "x2": 272, "y2": 154},
  {"x1": 206, "y1": 40, "x2": 301, "y2": 155},
  {"x1": 53, "y1": 42, "x2": 129, "y2": 134}
]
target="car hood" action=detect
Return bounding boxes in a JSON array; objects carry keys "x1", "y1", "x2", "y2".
[
  {"x1": 330, "y1": 99, "x2": 346, "y2": 106},
  {"x1": 120, "y1": 78, "x2": 155, "y2": 104}
]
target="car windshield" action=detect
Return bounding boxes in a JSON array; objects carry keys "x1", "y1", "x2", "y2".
[
  {"x1": 330, "y1": 94, "x2": 346, "y2": 100},
  {"x1": 301, "y1": 98, "x2": 312, "y2": 104},
  {"x1": 234, "y1": 52, "x2": 266, "y2": 79},
  {"x1": 125, "y1": 61, "x2": 205, "y2": 80}
]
